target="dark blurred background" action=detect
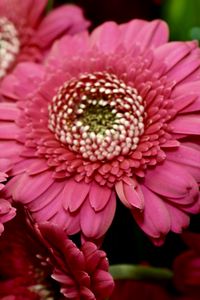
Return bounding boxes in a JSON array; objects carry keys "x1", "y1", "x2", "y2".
[{"x1": 54, "y1": 0, "x2": 200, "y2": 41}]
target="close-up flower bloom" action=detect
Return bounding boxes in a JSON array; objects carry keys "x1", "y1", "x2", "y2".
[
  {"x1": 0, "y1": 210, "x2": 113, "y2": 299},
  {"x1": 0, "y1": 0, "x2": 89, "y2": 80},
  {"x1": 35, "y1": 222, "x2": 114, "y2": 299},
  {"x1": 1, "y1": 19, "x2": 200, "y2": 244}
]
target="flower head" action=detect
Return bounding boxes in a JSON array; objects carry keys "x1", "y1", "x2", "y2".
[
  {"x1": 0, "y1": 0, "x2": 89, "y2": 80},
  {"x1": 0, "y1": 211, "x2": 58, "y2": 300},
  {"x1": 0, "y1": 209, "x2": 113, "y2": 300},
  {"x1": 1, "y1": 19, "x2": 200, "y2": 244},
  {"x1": 35, "y1": 223, "x2": 114, "y2": 299}
]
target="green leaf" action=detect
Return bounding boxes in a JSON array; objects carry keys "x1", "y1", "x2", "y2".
[
  {"x1": 162, "y1": 0, "x2": 200, "y2": 41},
  {"x1": 109, "y1": 264, "x2": 173, "y2": 281}
]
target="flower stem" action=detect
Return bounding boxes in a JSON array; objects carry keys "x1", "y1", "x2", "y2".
[{"x1": 109, "y1": 264, "x2": 173, "y2": 281}]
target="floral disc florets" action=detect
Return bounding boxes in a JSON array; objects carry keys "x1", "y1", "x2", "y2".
[
  {"x1": 0, "y1": 17, "x2": 20, "y2": 79},
  {"x1": 48, "y1": 72, "x2": 145, "y2": 162}
]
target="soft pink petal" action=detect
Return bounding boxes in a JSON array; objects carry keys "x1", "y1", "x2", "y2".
[
  {"x1": 35, "y1": 5, "x2": 90, "y2": 48},
  {"x1": 164, "y1": 202, "x2": 190, "y2": 233},
  {"x1": 167, "y1": 145, "x2": 200, "y2": 182},
  {"x1": 119, "y1": 19, "x2": 148, "y2": 49},
  {"x1": 50, "y1": 207, "x2": 80, "y2": 235},
  {"x1": 12, "y1": 171, "x2": 54, "y2": 203},
  {"x1": 63, "y1": 179, "x2": 90, "y2": 213},
  {"x1": 152, "y1": 41, "x2": 197, "y2": 73},
  {"x1": 28, "y1": 181, "x2": 65, "y2": 211},
  {"x1": 132, "y1": 185, "x2": 171, "y2": 238},
  {"x1": 170, "y1": 114, "x2": 200, "y2": 135},
  {"x1": 45, "y1": 32, "x2": 89, "y2": 72},
  {"x1": 166, "y1": 48, "x2": 200, "y2": 84},
  {"x1": 0, "y1": 123, "x2": 20, "y2": 140},
  {"x1": 27, "y1": 0, "x2": 48, "y2": 27},
  {"x1": 80, "y1": 192, "x2": 116, "y2": 239},
  {"x1": 90, "y1": 22, "x2": 121, "y2": 53},
  {"x1": 0, "y1": 0, "x2": 34, "y2": 23},
  {"x1": 128, "y1": 20, "x2": 169, "y2": 52},
  {"x1": 172, "y1": 94, "x2": 198, "y2": 114},
  {"x1": 1, "y1": 63, "x2": 45, "y2": 100},
  {"x1": 0, "y1": 103, "x2": 20, "y2": 121},
  {"x1": 115, "y1": 180, "x2": 144, "y2": 209},
  {"x1": 89, "y1": 182, "x2": 112, "y2": 212},
  {"x1": 172, "y1": 81, "x2": 200, "y2": 113},
  {"x1": 144, "y1": 160, "x2": 198, "y2": 201}
]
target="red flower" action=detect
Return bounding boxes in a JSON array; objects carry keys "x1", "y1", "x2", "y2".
[
  {"x1": 35, "y1": 223, "x2": 114, "y2": 299},
  {"x1": 0, "y1": 209, "x2": 114, "y2": 299}
]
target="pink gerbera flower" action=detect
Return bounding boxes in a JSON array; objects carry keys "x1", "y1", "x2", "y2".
[
  {"x1": 0, "y1": 0, "x2": 89, "y2": 80},
  {"x1": 1, "y1": 19, "x2": 200, "y2": 244}
]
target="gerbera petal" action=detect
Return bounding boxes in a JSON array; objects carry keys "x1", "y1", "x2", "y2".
[
  {"x1": 1, "y1": 63, "x2": 44, "y2": 100},
  {"x1": 89, "y1": 182, "x2": 112, "y2": 212},
  {"x1": 50, "y1": 207, "x2": 80, "y2": 235},
  {"x1": 90, "y1": 22, "x2": 121, "y2": 53},
  {"x1": 35, "y1": 5, "x2": 90, "y2": 48},
  {"x1": 0, "y1": 103, "x2": 20, "y2": 121},
  {"x1": 132, "y1": 20, "x2": 169, "y2": 51},
  {"x1": 132, "y1": 185, "x2": 171, "y2": 238},
  {"x1": 115, "y1": 180, "x2": 144, "y2": 210},
  {"x1": 80, "y1": 192, "x2": 116, "y2": 239},
  {"x1": 167, "y1": 144, "x2": 200, "y2": 168},
  {"x1": 172, "y1": 81, "x2": 200, "y2": 113},
  {"x1": 0, "y1": 123, "x2": 20, "y2": 140},
  {"x1": 27, "y1": 0, "x2": 48, "y2": 27},
  {"x1": 166, "y1": 48, "x2": 200, "y2": 84},
  {"x1": 164, "y1": 202, "x2": 190, "y2": 233},
  {"x1": 64, "y1": 179, "x2": 90, "y2": 213},
  {"x1": 119, "y1": 19, "x2": 148, "y2": 49},
  {"x1": 152, "y1": 41, "x2": 197, "y2": 73},
  {"x1": 170, "y1": 114, "x2": 200, "y2": 135},
  {"x1": 12, "y1": 171, "x2": 54, "y2": 203},
  {"x1": 0, "y1": 0, "x2": 33, "y2": 22},
  {"x1": 144, "y1": 160, "x2": 198, "y2": 201}
]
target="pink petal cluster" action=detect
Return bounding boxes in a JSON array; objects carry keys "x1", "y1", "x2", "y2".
[
  {"x1": 0, "y1": 211, "x2": 55, "y2": 300},
  {"x1": 1, "y1": 19, "x2": 200, "y2": 244},
  {"x1": 0, "y1": 172, "x2": 15, "y2": 235},
  {"x1": 0, "y1": 208, "x2": 113, "y2": 300},
  {"x1": 36, "y1": 223, "x2": 114, "y2": 300},
  {"x1": 0, "y1": 0, "x2": 89, "y2": 80}
]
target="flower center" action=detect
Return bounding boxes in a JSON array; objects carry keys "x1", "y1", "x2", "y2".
[
  {"x1": 48, "y1": 72, "x2": 145, "y2": 162},
  {"x1": 0, "y1": 17, "x2": 20, "y2": 79}
]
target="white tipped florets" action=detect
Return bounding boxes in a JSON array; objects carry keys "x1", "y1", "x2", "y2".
[{"x1": 48, "y1": 72, "x2": 145, "y2": 162}]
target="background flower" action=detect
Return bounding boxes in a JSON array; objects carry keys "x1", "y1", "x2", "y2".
[
  {"x1": 36, "y1": 222, "x2": 114, "y2": 299},
  {"x1": 1, "y1": 18, "x2": 200, "y2": 245},
  {"x1": 0, "y1": 208, "x2": 114, "y2": 300},
  {"x1": 0, "y1": 0, "x2": 89, "y2": 80}
]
